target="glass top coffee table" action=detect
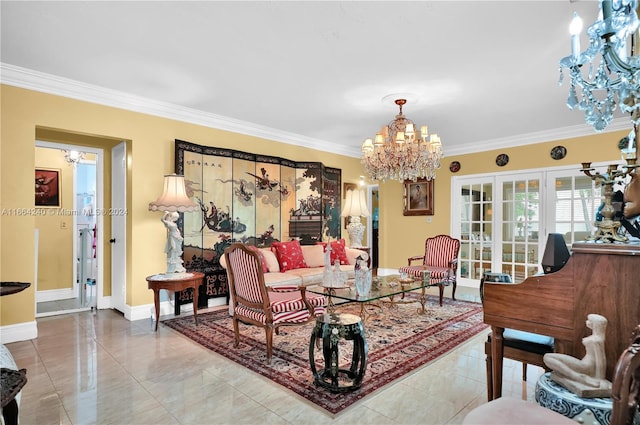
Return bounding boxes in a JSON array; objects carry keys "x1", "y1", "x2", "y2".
[{"x1": 307, "y1": 274, "x2": 433, "y2": 321}]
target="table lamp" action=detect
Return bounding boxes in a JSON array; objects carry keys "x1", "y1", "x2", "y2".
[
  {"x1": 148, "y1": 174, "x2": 198, "y2": 274},
  {"x1": 340, "y1": 188, "x2": 370, "y2": 248}
]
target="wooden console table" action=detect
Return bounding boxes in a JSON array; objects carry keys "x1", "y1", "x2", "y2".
[{"x1": 146, "y1": 272, "x2": 205, "y2": 331}]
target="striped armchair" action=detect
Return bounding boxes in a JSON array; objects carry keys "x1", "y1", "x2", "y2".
[
  {"x1": 224, "y1": 243, "x2": 326, "y2": 364},
  {"x1": 398, "y1": 234, "x2": 460, "y2": 306}
]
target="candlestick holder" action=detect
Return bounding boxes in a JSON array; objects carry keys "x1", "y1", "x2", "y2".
[{"x1": 580, "y1": 158, "x2": 638, "y2": 243}]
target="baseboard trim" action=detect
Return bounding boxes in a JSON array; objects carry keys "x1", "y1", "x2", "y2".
[
  {"x1": 127, "y1": 297, "x2": 227, "y2": 322},
  {"x1": 36, "y1": 288, "x2": 74, "y2": 302},
  {"x1": 0, "y1": 320, "x2": 38, "y2": 344}
]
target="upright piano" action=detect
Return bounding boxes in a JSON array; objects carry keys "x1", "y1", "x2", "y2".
[{"x1": 483, "y1": 242, "x2": 640, "y2": 399}]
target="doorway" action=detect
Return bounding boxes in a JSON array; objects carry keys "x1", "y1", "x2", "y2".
[
  {"x1": 367, "y1": 185, "x2": 379, "y2": 269},
  {"x1": 35, "y1": 142, "x2": 102, "y2": 317}
]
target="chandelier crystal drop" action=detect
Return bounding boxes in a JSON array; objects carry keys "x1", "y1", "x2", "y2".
[
  {"x1": 361, "y1": 99, "x2": 443, "y2": 182},
  {"x1": 559, "y1": 0, "x2": 640, "y2": 135}
]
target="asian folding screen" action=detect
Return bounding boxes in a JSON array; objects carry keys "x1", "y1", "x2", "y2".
[{"x1": 174, "y1": 139, "x2": 342, "y2": 308}]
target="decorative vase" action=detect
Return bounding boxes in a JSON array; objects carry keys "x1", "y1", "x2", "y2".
[{"x1": 355, "y1": 269, "x2": 372, "y2": 296}]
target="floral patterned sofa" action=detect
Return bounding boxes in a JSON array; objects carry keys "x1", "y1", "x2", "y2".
[
  {"x1": 220, "y1": 239, "x2": 367, "y2": 314},
  {"x1": 221, "y1": 239, "x2": 367, "y2": 287}
]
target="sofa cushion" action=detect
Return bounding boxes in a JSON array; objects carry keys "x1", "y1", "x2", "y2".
[
  {"x1": 301, "y1": 244, "x2": 325, "y2": 268},
  {"x1": 317, "y1": 239, "x2": 350, "y2": 265},
  {"x1": 339, "y1": 264, "x2": 357, "y2": 278},
  {"x1": 263, "y1": 272, "x2": 302, "y2": 287},
  {"x1": 285, "y1": 267, "x2": 325, "y2": 285},
  {"x1": 259, "y1": 248, "x2": 280, "y2": 272},
  {"x1": 345, "y1": 247, "x2": 367, "y2": 265},
  {"x1": 271, "y1": 240, "x2": 308, "y2": 272}
]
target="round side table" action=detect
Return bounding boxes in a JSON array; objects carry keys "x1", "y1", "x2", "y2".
[
  {"x1": 308, "y1": 312, "x2": 367, "y2": 392},
  {"x1": 535, "y1": 372, "x2": 613, "y2": 425}
]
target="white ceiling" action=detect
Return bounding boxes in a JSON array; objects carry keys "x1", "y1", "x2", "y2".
[{"x1": 0, "y1": 1, "x2": 631, "y2": 158}]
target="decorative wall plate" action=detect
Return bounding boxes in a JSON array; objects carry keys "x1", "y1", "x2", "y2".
[
  {"x1": 495, "y1": 153, "x2": 509, "y2": 167},
  {"x1": 550, "y1": 145, "x2": 567, "y2": 160},
  {"x1": 449, "y1": 161, "x2": 461, "y2": 173}
]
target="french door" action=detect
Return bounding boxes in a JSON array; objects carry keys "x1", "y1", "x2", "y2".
[
  {"x1": 457, "y1": 178, "x2": 494, "y2": 282},
  {"x1": 453, "y1": 166, "x2": 603, "y2": 286},
  {"x1": 497, "y1": 174, "x2": 542, "y2": 282}
]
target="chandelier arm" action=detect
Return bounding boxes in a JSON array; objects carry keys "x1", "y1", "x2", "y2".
[
  {"x1": 568, "y1": 45, "x2": 630, "y2": 92},
  {"x1": 602, "y1": 42, "x2": 638, "y2": 77}
]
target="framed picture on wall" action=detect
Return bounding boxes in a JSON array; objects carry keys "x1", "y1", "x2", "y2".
[
  {"x1": 35, "y1": 168, "x2": 61, "y2": 207},
  {"x1": 403, "y1": 179, "x2": 434, "y2": 216}
]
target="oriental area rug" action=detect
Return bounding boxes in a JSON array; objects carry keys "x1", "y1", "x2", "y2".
[{"x1": 163, "y1": 294, "x2": 487, "y2": 415}]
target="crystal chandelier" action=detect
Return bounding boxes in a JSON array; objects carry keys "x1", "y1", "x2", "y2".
[
  {"x1": 559, "y1": 0, "x2": 640, "y2": 135},
  {"x1": 62, "y1": 149, "x2": 85, "y2": 166},
  {"x1": 361, "y1": 99, "x2": 443, "y2": 182}
]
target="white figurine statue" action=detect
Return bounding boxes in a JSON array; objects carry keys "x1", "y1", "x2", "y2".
[
  {"x1": 322, "y1": 242, "x2": 334, "y2": 286},
  {"x1": 354, "y1": 252, "x2": 371, "y2": 296},
  {"x1": 332, "y1": 259, "x2": 347, "y2": 287},
  {"x1": 162, "y1": 211, "x2": 186, "y2": 273},
  {"x1": 543, "y1": 313, "x2": 612, "y2": 397}
]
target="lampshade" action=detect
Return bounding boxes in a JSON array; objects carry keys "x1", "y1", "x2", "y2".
[
  {"x1": 148, "y1": 174, "x2": 198, "y2": 212},
  {"x1": 341, "y1": 189, "x2": 370, "y2": 218}
]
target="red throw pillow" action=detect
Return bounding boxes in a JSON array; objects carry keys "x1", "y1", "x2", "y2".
[
  {"x1": 247, "y1": 246, "x2": 269, "y2": 272},
  {"x1": 317, "y1": 239, "x2": 350, "y2": 265},
  {"x1": 271, "y1": 240, "x2": 308, "y2": 272}
]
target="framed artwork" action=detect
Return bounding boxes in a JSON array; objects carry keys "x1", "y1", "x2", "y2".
[
  {"x1": 343, "y1": 182, "x2": 357, "y2": 228},
  {"x1": 550, "y1": 145, "x2": 567, "y2": 160},
  {"x1": 495, "y1": 153, "x2": 509, "y2": 167},
  {"x1": 35, "y1": 168, "x2": 61, "y2": 207},
  {"x1": 403, "y1": 179, "x2": 434, "y2": 216}
]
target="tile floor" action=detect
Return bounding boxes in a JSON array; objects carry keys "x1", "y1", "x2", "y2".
[
  {"x1": 36, "y1": 295, "x2": 96, "y2": 317},
  {"x1": 5, "y1": 286, "x2": 543, "y2": 425}
]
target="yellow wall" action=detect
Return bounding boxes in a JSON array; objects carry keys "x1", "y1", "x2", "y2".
[
  {"x1": 0, "y1": 84, "x2": 364, "y2": 328},
  {"x1": 1, "y1": 83, "x2": 629, "y2": 333},
  {"x1": 376, "y1": 132, "x2": 628, "y2": 270}
]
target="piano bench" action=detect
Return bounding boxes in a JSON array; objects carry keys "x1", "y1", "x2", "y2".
[{"x1": 485, "y1": 330, "x2": 554, "y2": 401}]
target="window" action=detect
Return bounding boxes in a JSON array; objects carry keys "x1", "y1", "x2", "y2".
[
  {"x1": 546, "y1": 171, "x2": 601, "y2": 244},
  {"x1": 453, "y1": 166, "x2": 602, "y2": 285}
]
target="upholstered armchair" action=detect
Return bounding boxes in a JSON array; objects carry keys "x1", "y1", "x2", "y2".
[
  {"x1": 224, "y1": 243, "x2": 326, "y2": 363},
  {"x1": 399, "y1": 234, "x2": 460, "y2": 306}
]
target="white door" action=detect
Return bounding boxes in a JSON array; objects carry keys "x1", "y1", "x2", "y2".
[
  {"x1": 496, "y1": 173, "x2": 543, "y2": 282},
  {"x1": 111, "y1": 142, "x2": 127, "y2": 313}
]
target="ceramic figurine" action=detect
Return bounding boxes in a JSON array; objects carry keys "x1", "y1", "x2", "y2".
[{"x1": 543, "y1": 314, "x2": 612, "y2": 397}]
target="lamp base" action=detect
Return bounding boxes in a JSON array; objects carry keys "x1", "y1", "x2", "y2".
[
  {"x1": 162, "y1": 211, "x2": 187, "y2": 274},
  {"x1": 346, "y1": 217, "x2": 365, "y2": 248}
]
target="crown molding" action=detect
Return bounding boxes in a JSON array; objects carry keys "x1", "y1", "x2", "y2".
[
  {"x1": 1, "y1": 63, "x2": 361, "y2": 158},
  {"x1": 1, "y1": 63, "x2": 627, "y2": 159},
  {"x1": 446, "y1": 118, "x2": 629, "y2": 157}
]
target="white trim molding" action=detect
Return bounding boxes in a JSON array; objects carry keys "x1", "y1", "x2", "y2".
[
  {"x1": 36, "y1": 288, "x2": 75, "y2": 303},
  {"x1": 2, "y1": 62, "x2": 627, "y2": 158},
  {"x1": 0, "y1": 321, "x2": 38, "y2": 344},
  {"x1": 1, "y1": 63, "x2": 360, "y2": 158}
]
